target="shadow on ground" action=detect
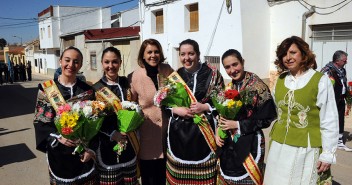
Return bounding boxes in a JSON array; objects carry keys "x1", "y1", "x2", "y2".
[
  {"x1": 345, "y1": 131, "x2": 352, "y2": 142},
  {"x1": 0, "y1": 143, "x2": 36, "y2": 167},
  {"x1": 332, "y1": 180, "x2": 341, "y2": 185},
  {"x1": 0, "y1": 84, "x2": 38, "y2": 119},
  {"x1": 0, "y1": 128, "x2": 30, "y2": 136}
]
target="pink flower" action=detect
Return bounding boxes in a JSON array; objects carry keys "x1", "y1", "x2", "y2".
[
  {"x1": 57, "y1": 104, "x2": 71, "y2": 116},
  {"x1": 79, "y1": 101, "x2": 86, "y2": 108},
  {"x1": 45, "y1": 112, "x2": 54, "y2": 118}
]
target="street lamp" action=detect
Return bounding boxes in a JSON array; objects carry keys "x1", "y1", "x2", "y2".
[{"x1": 13, "y1": 35, "x2": 22, "y2": 45}]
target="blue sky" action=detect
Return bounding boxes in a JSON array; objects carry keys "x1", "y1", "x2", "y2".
[{"x1": 0, "y1": 0, "x2": 138, "y2": 45}]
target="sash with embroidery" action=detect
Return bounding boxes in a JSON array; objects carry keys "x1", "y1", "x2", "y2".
[
  {"x1": 41, "y1": 80, "x2": 66, "y2": 111},
  {"x1": 168, "y1": 72, "x2": 217, "y2": 154}
]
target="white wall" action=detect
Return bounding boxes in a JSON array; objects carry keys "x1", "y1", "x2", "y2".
[
  {"x1": 140, "y1": 0, "x2": 352, "y2": 80},
  {"x1": 38, "y1": 18, "x2": 58, "y2": 49},
  {"x1": 140, "y1": 0, "x2": 246, "y2": 81},
  {"x1": 120, "y1": 7, "x2": 139, "y2": 27},
  {"x1": 269, "y1": 0, "x2": 352, "y2": 71},
  {"x1": 241, "y1": 0, "x2": 271, "y2": 79},
  {"x1": 56, "y1": 6, "x2": 111, "y2": 36},
  {"x1": 39, "y1": 6, "x2": 111, "y2": 49}
]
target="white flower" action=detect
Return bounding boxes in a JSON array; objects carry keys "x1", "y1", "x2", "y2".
[
  {"x1": 72, "y1": 102, "x2": 81, "y2": 112},
  {"x1": 83, "y1": 106, "x2": 93, "y2": 117},
  {"x1": 121, "y1": 101, "x2": 142, "y2": 113},
  {"x1": 222, "y1": 99, "x2": 231, "y2": 106}
]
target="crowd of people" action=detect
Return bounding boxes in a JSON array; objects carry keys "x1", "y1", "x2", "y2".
[
  {"x1": 0, "y1": 61, "x2": 32, "y2": 85},
  {"x1": 33, "y1": 36, "x2": 348, "y2": 185}
]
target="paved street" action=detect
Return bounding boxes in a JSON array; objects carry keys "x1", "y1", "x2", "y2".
[{"x1": 1, "y1": 73, "x2": 352, "y2": 184}]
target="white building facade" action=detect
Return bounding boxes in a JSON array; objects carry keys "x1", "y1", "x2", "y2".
[
  {"x1": 111, "y1": 7, "x2": 140, "y2": 28},
  {"x1": 37, "y1": 5, "x2": 111, "y2": 75},
  {"x1": 270, "y1": 0, "x2": 352, "y2": 81},
  {"x1": 139, "y1": 0, "x2": 352, "y2": 83}
]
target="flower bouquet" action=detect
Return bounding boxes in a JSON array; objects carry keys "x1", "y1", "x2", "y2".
[
  {"x1": 154, "y1": 72, "x2": 208, "y2": 125},
  {"x1": 154, "y1": 79, "x2": 191, "y2": 108},
  {"x1": 113, "y1": 101, "x2": 144, "y2": 157},
  {"x1": 55, "y1": 100, "x2": 106, "y2": 154},
  {"x1": 212, "y1": 89, "x2": 242, "y2": 141}
]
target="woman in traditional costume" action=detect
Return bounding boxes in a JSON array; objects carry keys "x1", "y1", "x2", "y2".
[
  {"x1": 92, "y1": 47, "x2": 138, "y2": 184},
  {"x1": 166, "y1": 39, "x2": 224, "y2": 184},
  {"x1": 263, "y1": 36, "x2": 339, "y2": 185},
  {"x1": 215, "y1": 49, "x2": 277, "y2": 185},
  {"x1": 33, "y1": 46, "x2": 98, "y2": 184},
  {"x1": 128, "y1": 39, "x2": 174, "y2": 185}
]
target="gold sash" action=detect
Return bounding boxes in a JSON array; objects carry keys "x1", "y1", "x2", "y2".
[
  {"x1": 168, "y1": 72, "x2": 217, "y2": 153},
  {"x1": 42, "y1": 80, "x2": 66, "y2": 112},
  {"x1": 243, "y1": 154, "x2": 263, "y2": 185}
]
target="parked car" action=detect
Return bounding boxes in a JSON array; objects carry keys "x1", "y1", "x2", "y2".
[{"x1": 53, "y1": 67, "x2": 86, "y2": 82}]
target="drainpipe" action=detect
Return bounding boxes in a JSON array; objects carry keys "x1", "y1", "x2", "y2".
[{"x1": 302, "y1": 6, "x2": 315, "y2": 40}]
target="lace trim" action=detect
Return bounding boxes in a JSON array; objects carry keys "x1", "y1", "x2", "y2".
[
  {"x1": 47, "y1": 153, "x2": 95, "y2": 182},
  {"x1": 166, "y1": 117, "x2": 213, "y2": 164},
  {"x1": 220, "y1": 132, "x2": 262, "y2": 181}
]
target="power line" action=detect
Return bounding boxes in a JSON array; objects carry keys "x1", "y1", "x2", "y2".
[
  {"x1": 298, "y1": 0, "x2": 352, "y2": 15},
  {"x1": 0, "y1": 17, "x2": 37, "y2": 21},
  {"x1": 0, "y1": 0, "x2": 137, "y2": 28},
  {"x1": 301, "y1": 0, "x2": 348, "y2": 9}
]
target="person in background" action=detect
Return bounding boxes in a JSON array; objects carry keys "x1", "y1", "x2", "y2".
[
  {"x1": 92, "y1": 47, "x2": 138, "y2": 184},
  {"x1": 216, "y1": 49, "x2": 276, "y2": 185},
  {"x1": 21, "y1": 62, "x2": 27, "y2": 81},
  {"x1": 0, "y1": 63, "x2": 4, "y2": 85},
  {"x1": 27, "y1": 61, "x2": 32, "y2": 81},
  {"x1": 9, "y1": 62, "x2": 14, "y2": 84},
  {"x1": 128, "y1": 38, "x2": 174, "y2": 185},
  {"x1": 166, "y1": 39, "x2": 224, "y2": 184},
  {"x1": 264, "y1": 36, "x2": 339, "y2": 185},
  {"x1": 33, "y1": 46, "x2": 99, "y2": 184},
  {"x1": 4, "y1": 63, "x2": 10, "y2": 84},
  {"x1": 321, "y1": 50, "x2": 352, "y2": 152},
  {"x1": 14, "y1": 63, "x2": 19, "y2": 82}
]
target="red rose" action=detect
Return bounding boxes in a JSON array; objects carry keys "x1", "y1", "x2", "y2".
[
  {"x1": 62, "y1": 127, "x2": 73, "y2": 135},
  {"x1": 225, "y1": 89, "x2": 240, "y2": 100},
  {"x1": 348, "y1": 81, "x2": 352, "y2": 87}
]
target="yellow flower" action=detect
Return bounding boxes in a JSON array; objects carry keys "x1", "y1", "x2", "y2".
[
  {"x1": 66, "y1": 112, "x2": 79, "y2": 128},
  {"x1": 59, "y1": 112, "x2": 68, "y2": 127},
  {"x1": 227, "y1": 100, "x2": 235, "y2": 108},
  {"x1": 72, "y1": 112, "x2": 79, "y2": 120},
  {"x1": 237, "y1": 101, "x2": 243, "y2": 107}
]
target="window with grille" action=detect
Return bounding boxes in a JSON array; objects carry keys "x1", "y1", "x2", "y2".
[
  {"x1": 155, "y1": 10, "x2": 164, "y2": 34},
  {"x1": 90, "y1": 52, "x2": 97, "y2": 70},
  {"x1": 204, "y1": 56, "x2": 220, "y2": 71},
  {"x1": 189, "y1": 3, "x2": 199, "y2": 32},
  {"x1": 311, "y1": 23, "x2": 352, "y2": 41}
]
